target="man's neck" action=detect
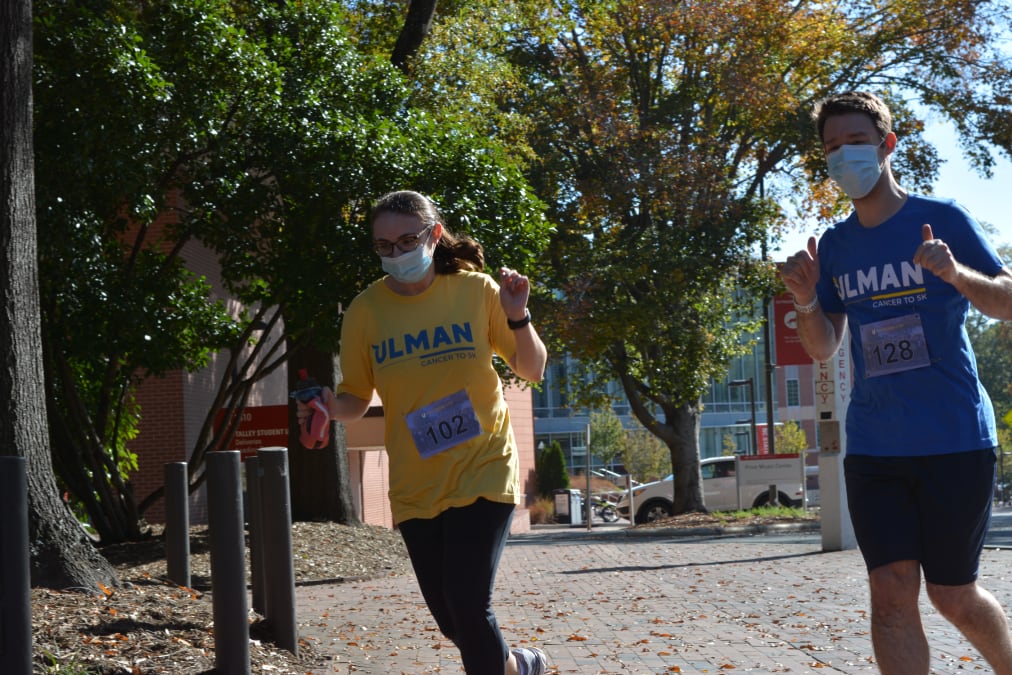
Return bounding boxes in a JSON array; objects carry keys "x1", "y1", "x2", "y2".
[{"x1": 852, "y1": 174, "x2": 908, "y2": 228}]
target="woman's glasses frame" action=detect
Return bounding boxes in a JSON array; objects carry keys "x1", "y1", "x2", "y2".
[{"x1": 372, "y1": 224, "x2": 434, "y2": 257}]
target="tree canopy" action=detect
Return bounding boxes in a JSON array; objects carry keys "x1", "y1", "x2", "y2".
[
  {"x1": 29, "y1": 0, "x2": 1012, "y2": 529},
  {"x1": 32, "y1": 0, "x2": 550, "y2": 541},
  {"x1": 483, "y1": 0, "x2": 1011, "y2": 512}
]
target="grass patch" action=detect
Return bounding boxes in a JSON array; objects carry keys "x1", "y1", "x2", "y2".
[{"x1": 710, "y1": 505, "x2": 816, "y2": 522}]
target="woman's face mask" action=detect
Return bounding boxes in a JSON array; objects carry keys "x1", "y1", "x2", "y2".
[
  {"x1": 827, "y1": 139, "x2": 885, "y2": 199},
  {"x1": 381, "y1": 239, "x2": 434, "y2": 283}
]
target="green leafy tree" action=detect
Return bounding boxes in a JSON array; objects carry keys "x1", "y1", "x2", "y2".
[
  {"x1": 721, "y1": 433, "x2": 737, "y2": 457},
  {"x1": 32, "y1": 0, "x2": 269, "y2": 541},
  {"x1": 33, "y1": 0, "x2": 551, "y2": 539},
  {"x1": 590, "y1": 407, "x2": 625, "y2": 470},
  {"x1": 178, "y1": 0, "x2": 550, "y2": 518},
  {"x1": 622, "y1": 428, "x2": 671, "y2": 485},
  {"x1": 502, "y1": 0, "x2": 1012, "y2": 513},
  {"x1": 971, "y1": 320, "x2": 1012, "y2": 432},
  {"x1": 536, "y1": 441, "x2": 570, "y2": 498}
]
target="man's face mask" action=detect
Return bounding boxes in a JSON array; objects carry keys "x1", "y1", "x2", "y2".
[{"x1": 827, "y1": 139, "x2": 886, "y2": 200}]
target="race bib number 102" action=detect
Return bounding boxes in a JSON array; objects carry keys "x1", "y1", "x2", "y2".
[{"x1": 406, "y1": 389, "x2": 482, "y2": 458}]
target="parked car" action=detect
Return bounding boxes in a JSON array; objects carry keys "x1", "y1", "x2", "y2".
[{"x1": 616, "y1": 456, "x2": 805, "y2": 524}]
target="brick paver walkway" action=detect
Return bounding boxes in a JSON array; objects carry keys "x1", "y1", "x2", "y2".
[{"x1": 296, "y1": 525, "x2": 1012, "y2": 673}]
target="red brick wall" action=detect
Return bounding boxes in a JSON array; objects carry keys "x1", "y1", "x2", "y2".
[
  {"x1": 355, "y1": 448, "x2": 393, "y2": 528},
  {"x1": 131, "y1": 372, "x2": 187, "y2": 524},
  {"x1": 128, "y1": 231, "x2": 290, "y2": 525},
  {"x1": 505, "y1": 385, "x2": 537, "y2": 507}
]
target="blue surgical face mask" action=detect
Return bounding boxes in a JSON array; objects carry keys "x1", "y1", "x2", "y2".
[
  {"x1": 827, "y1": 139, "x2": 885, "y2": 199},
  {"x1": 381, "y1": 244, "x2": 433, "y2": 284}
]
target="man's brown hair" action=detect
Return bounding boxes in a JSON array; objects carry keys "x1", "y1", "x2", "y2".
[{"x1": 813, "y1": 91, "x2": 893, "y2": 142}]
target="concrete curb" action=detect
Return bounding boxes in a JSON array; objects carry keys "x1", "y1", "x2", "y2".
[
  {"x1": 526, "y1": 519, "x2": 822, "y2": 539},
  {"x1": 622, "y1": 521, "x2": 822, "y2": 538}
]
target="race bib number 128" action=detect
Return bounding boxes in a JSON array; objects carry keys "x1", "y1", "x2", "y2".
[{"x1": 860, "y1": 313, "x2": 931, "y2": 378}]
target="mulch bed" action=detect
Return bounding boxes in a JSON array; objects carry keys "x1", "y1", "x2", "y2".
[{"x1": 32, "y1": 522, "x2": 412, "y2": 674}]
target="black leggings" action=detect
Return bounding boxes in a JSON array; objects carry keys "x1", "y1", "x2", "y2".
[{"x1": 398, "y1": 498, "x2": 515, "y2": 674}]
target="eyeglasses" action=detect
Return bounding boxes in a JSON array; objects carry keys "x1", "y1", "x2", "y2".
[{"x1": 372, "y1": 224, "x2": 434, "y2": 257}]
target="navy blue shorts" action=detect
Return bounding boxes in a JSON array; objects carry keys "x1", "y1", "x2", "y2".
[{"x1": 844, "y1": 448, "x2": 996, "y2": 586}]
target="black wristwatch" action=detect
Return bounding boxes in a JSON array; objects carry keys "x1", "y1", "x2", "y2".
[{"x1": 507, "y1": 309, "x2": 532, "y2": 330}]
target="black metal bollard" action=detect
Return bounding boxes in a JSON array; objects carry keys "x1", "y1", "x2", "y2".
[
  {"x1": 257, "y1": 446, "x2": 298, "y2": 655},
  {"x1": 245, "y1": 455, "x2": 265, "y2": 616},
  {"x1": 164, "y1": 462, "x2": 190, "y2": 588},
  {"x1": 0, "y1": 457, "x2": 31, "y2": 674},
  {"x1": 207, "y1": 451, "x2": 251, "y2": 675}
]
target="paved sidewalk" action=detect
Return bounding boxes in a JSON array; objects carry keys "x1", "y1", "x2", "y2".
[{"x1": 296, "y1": 524, "x2": 1012, "y2": 673}]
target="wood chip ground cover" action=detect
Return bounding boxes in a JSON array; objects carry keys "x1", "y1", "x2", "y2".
[{"x1": 32, "y1": 522, "x2": 413, "y2": 674}]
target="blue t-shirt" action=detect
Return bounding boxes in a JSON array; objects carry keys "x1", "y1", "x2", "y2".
[{"x1": 815, "y1": 195, "x2": 1004, "y2": 457}]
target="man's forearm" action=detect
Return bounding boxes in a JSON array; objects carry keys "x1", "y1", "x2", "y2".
[
  {"x1": 797, "y1": 308, "x2": 846, "y2": 363},
  {"x1": 952, "y1": 266, "x2": 1012, "y2": 321}
]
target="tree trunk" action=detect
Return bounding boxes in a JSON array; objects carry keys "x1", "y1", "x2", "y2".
[
  {"x1": 0, "y1": 0, "x2": 119, "y2": 590},
  {"x1": 287, "y1": 343, "x2": 360, "y2": 524},
  {"x1": 390, "y1": 0, "x2": 438, "y2": 74},
  {"x1": 620, "y1": 363, "x2": 706, "y2": 514},
  {"x1": 662, "y1": 401, "x2": 705, "y2": 514}
]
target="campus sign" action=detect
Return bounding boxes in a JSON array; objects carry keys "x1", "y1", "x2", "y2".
[
  {"x1": 215, "y1": 404, "x2": 290, "y2": 459},
  {"x1": 735, "y1": 452, "x2": 805, "y2": 510},
  {"x1": 736, "y1": 453, "x2": 803, "y2": 486}
]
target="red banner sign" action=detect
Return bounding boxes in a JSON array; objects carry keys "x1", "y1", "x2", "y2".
[
  {"x1": 772, "y1": 293, "x2": 812, "y2": 367},
  {"x1": 756, "y1": 423, "x2": 770, "y2": 455}
]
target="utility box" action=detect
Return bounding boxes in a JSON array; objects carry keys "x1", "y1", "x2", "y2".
[{"x1": 553, "y1": 489, "x2": 583, "y2": 526}]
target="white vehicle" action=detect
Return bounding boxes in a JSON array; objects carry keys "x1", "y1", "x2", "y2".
[{"x1": 616, "y1": 456, "x2": 805, "y2": 524}]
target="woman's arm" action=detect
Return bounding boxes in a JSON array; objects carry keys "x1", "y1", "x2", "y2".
[
  {"x1": 508, "y1": 319, "x2": 548, "y2": 383},
  {"x1": 499, "y1": 267, "x2": 548, "y2": 382},
  {"x1": 297, "y1": 387, "x2": 371, "y2": 424},
  {"x1": 324, "y1": 388, "x2": 371, "y2": 422}
]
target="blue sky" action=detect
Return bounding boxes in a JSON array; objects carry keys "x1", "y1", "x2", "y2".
[{"x1": 770, "y1": 118, "x2": 1012, "y2": 261}]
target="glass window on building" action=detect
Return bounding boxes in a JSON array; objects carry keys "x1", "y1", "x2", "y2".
[{"x1": 786, "y1": 378, "x2": 800, "y2": 407}]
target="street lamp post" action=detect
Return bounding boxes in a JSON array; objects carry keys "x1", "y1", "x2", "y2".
[{"x1": 729, "y1": 378, "x2": 758, "y2": 456}]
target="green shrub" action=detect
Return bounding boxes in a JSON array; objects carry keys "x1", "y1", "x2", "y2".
[{"x1": 536, "y1": 441, "x2": 570, "y2": 498}]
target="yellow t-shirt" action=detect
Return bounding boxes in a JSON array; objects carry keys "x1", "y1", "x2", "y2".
[{"x1": 336, "y1": 270, "x2": 521, "y2": 524}]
